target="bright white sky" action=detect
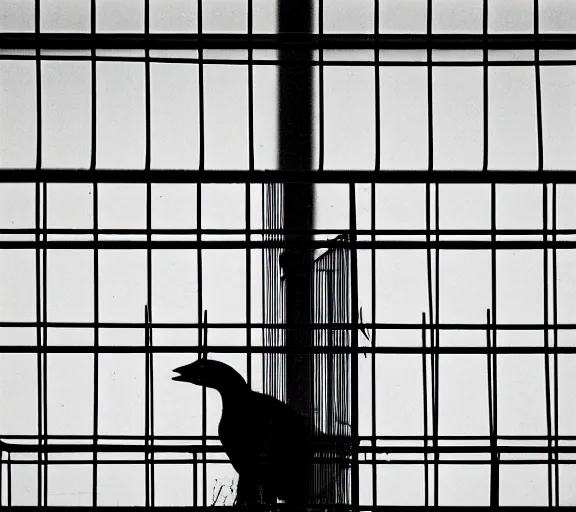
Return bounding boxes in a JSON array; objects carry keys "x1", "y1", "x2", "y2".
[{"x1": 2, "y1": 0, "x2": 576, "y2": 507}]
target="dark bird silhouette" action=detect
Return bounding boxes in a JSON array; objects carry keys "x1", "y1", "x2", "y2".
[{"x1": 173, "y1": 359, "x2": 313, "y2": 506}]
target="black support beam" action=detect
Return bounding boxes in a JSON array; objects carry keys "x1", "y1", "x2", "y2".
[
  {"x1": 1, "y1": 170, "x2": 576, "y2": 184},
  {"x1": 3, "y1": 32, "x2": 576, "y2": 51}
]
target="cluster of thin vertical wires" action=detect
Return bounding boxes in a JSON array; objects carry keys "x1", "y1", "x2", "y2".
[
  {"x1": 312, "y1": 239, "x2": 352, "y2": 505},
  {"x1": 0, "y1": 0, "x2": 575, "y2": 509},
  {"x1": 263, "y1": 184, "x2": 286, "y2": 403}
]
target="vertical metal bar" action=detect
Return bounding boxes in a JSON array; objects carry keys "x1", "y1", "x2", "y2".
[
  {"x1": 349, "y1": 185, "x2": 360, "y2": 512},
  {"x1": 482, "y1": 0, "x2": 489, "y2": 174},
  {"x1": 279, "y1": 0, "x2": 314, "y2": 426},
  {"x1": 422, "y1": 313, "x2": 429, "y2": 507},
  {"x1": 347, "y1": 245, "x2": 353, "y2": 504},
  {"x1": 326, "y1": 271, "x2": 334, "y2": 437},
  {"x1": 552, "y1": 183, "x2": 560, "y2": 504},
  {"x1": 314, "y1": 259, "x2": 322, "y2": 489},
  {"x1": 246, "y1": 0, "x2": 254, "y2": 389},
  {"x1": 541, "y1": 178, "x2": 553, "y2": 506},
  {"x1": 432, "y1": 25, "x2": 441, "y2": 505},
  {"x1": 38, "y1": 0, "x2": 49, "y2": 500},
  {"x1": 323, "y1": 266, "x2": 327, "y2": 501},
  {"x1": 533, "y1": 0, "x2": 553, "y2": 504},
  {"x1": 337, "y1": 247, "x2": 342, "y2": 503},
  {"x1": 261, "y1": 182, "x2": 266, "y2": 393},
  {"x1": 0, "y1": 450, "x2": 3, "y2": 506},
  {"x1": 434, "y1": 184, "x2": 441, "y2": 508},
  {"x1": 90, "y1": 0, "x2": 99, "y2": 506},
  {"x1": 425, "y1": 197, "x2": 435, "y2": 502},
  {"x1": 144, "y1": 306, "x2": 151, "y2": 507},
  {"x1": 486, "y1": 309, "x2": 497, "y2": 506},
  {"x1": 370, "y1": 202, "x2": 377, "y2": 509},
  {"x1": 481, "y1": 0, "x2": 497, "y2": 500},
  {"x1": 372, "y1": 0, "x2": 380, "y2": 506},
  {"x1": 347, "y1": 246, "x2": 352, "y2": 504},
  {"x1": 267, "y1": 185, "x2": 272, "y2": 396},
  {"x1": 149, "y1": 317, "x2": 156, "y2": 507},
  {"x1": 192, "y1": 451, "x2": 198, "y2": 508},
  {"x1": 196, "y1": 1, "x2": 206, "y2": 504},
  {"x1": 273, "y1": 184, "x2": 277, "y2": 399},
  {"x1": 33, "y1": 0, "x2": 44, "y2": 506},
  {"x1": 5, "y1": 455, "x2": 10, "y2": 508},
  {"x1": 143, "y1": 0, "x2": 154, "y2": 505},
  {"x1": 149, "y1": 311, "x2": 156, "y2": 507},
  {"x1": 490, "y1": 184, "x2": 499, "y2": 506},
  {"x1": 34, "y1": 189, "x2": 42, "y2": 508},
  {"x1": 263, "y1": 186, "x2": 268, "y2": 394},
  {"x1": 42, "y1": 165, "x2": 48, "y2": 508},
  {"x1": 267, "y1": 183, "x2": 273, "y2": 398},
  {"x1": 271, "y1": 184, "x2": 276, "y2": 398},
  {"x1": 318, "y1": 0, "x2": 325, "y2": 172},
  {"x1": 424, "y1": 0, "x2": 439, "y2": 505}
]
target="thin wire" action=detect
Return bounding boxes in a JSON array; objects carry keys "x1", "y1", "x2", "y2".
[
  {"x1": 422, "y1": 313, "x2": 429, "y2": 507},
  {"x1": 483, "y1": 4, "x2": 493, "y2": 506},
  {"x1": 9, "y1": 53, "x2": 576, "y2": 68}
]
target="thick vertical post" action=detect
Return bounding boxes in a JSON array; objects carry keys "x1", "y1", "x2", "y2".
[{"x1": 278, "y1": 0, "x2": 314, "y2": 422}]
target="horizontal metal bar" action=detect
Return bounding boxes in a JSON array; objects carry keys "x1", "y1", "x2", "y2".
[
  {"x1": 3, "y1": 227, "x2": 576, "y2": 236},
  {"x1": 1, "y1": 170, "x2": 576, "y2": 184},
  {"x1": 2, "y1": 32, "x2": 576, "y2": 51},
  {"x1": 0, "y1": 321, "x2": 574, "y2": 330},
  {"x1": 4, "y1": 458, "x2": 576, "y2": 466},
  {"x1": 1, "y1": 433, "x2": 576, "y2": 441},
  {"x1": 4, "y1": 508, "x2": 574, "y2": 512},
  {"x1": 3, "y1": 458, "x2": 576, "y2": 468},
  {"x1": 0, "y1": 346, "x2": 574, "y2": 354},
  {"x1": 3, "y1": 508, "x2": 575, "y2": 512},
  {"x1": 0, "y1": 239, "x2": 574, "y2": 249},
  {"x1": 1, "y1": 442, "x2": 574, "y2": 454}
]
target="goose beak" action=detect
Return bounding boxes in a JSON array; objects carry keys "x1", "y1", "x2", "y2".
[{"x1": 172, "y1": 363, "x2": 191, "y2": 382}]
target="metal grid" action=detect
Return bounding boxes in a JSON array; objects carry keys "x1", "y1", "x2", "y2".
[{"x1": 0, "y1": 0, "x2": 575, "y2": 510}]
